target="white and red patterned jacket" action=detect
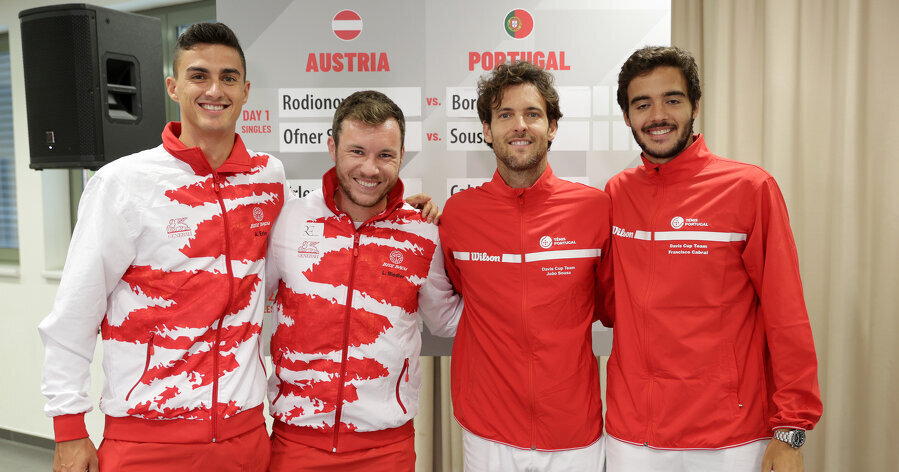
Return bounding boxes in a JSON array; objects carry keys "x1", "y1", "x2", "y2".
[
  {"x1": 266, "y1": 168, "x2": 462, "y2": 453},
  {"x1": 39, "y1": 122, "x2": 289, "y2": 444}
]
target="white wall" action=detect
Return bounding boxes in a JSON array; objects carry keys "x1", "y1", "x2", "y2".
[{"x1": 0, "y1": 0, "x2": 192, "y2": 444}]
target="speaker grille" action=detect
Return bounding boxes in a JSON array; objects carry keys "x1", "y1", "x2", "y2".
[
  {"x1": 70, "y1": 15, "x2": 98, "y2": 152},
  {"x1": 20, "y1": 4, "x2": 163, "y2": 169},
  {"x1": 21, "y1": 12, "x2": 99, "y2": 159}
]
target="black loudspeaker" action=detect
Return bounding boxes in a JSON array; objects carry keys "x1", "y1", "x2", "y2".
[{"x1": 19, "y1": 4, "x2": 164, "y2": 170}]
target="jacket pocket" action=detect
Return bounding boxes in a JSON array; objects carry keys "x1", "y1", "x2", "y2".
[
  {"x1": 272, "y1": 352, "x2": 285, "y2": 405},
  {"x1": 126, "y1": 332, "x2": 156, "y2": 401},
  {"x1": 257, "y1": 340, "x2": 268, "y2": 377},
  {"x1": 395, "y1": 358, "x2": 410, "y2": 414},
  {"x1": 729, "y1": 343, "x2": 744, "y2": 408}
]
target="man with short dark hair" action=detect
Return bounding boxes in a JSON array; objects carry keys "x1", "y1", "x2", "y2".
[
  {"x1": 39, "y1": 22, "x2": 288, "y2": 472},
  {"x1": 265, "y1": 90, "x2": 462, "y2": 472},
  {"x1": 439, "y1": 61, "x2": 614, "y2": 470},
  {"x1": 604, "y1": 46, "x2": 822, "y2": 472}
]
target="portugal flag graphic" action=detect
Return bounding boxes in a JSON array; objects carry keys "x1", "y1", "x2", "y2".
[
  {"x1": 332, "y1": 10, "x2": 363, "y2": 41},
  {"x1": 504, "y1": 9, "x2": 534, "y2": 39}
]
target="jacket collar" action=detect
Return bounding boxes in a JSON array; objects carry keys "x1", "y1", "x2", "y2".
[
  {"x1": 161, "y1": 122, "x2": 252, "y2": 175},
  {"x1": 639, "y1": 134, "x2": 713, "y2": 181},
  {"x1": 485, "y1": 163, "x2": 558, "y2": 200},
  {"x1": 321, "y1": 167, "x2": 407, "y2": 224}
]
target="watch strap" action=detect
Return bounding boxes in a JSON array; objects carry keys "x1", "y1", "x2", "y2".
[{"x1": 773, "y1": 428, "x2": 806, "y2": 448}]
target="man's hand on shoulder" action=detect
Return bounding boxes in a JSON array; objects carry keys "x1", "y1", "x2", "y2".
[
  {"x1": 54, "y1": 437, "x2": 98, "y2": 472},
  {"x1": 405, "y1": 193, "x2": 441, "y2": 224},
  {"x1": 761, "y1": 437, "x2": 804, "y2": 472}
]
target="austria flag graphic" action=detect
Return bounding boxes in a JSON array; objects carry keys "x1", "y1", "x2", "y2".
[
  {"x1": 504, "y1": 9, "x2": 534, "y2": 39},
  {"x1": 332, "y1": 10, "x2": 363, "y2": 41}
]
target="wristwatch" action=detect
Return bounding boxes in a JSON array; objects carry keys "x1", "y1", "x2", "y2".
[{"x1": 773, "y1": 428, "x2": 806, "y2": 448}]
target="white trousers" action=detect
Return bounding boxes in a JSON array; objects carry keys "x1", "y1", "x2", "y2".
[
  {"x1": 605, "y1": 435, "x2": 770, "y2": 472},
  {"x1": 463, "y1": 431, "x2": 605, "y2": 472}
]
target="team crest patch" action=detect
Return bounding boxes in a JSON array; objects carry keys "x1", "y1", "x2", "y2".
[
  {"x1": 250, "y1": 206, "x2": 271, "y2": 232},
  {"x1": 539, "y1": 236, "x2": 553, "y2": 249},
  {"x1": 382, "y1": 249, "x2": 409, "y2": 278}
]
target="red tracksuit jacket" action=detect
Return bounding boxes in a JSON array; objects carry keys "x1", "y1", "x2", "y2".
[
  {"x1": 439, "y1": 165, "x2": 614, "y2": 451},
  {"x1": 604, "y1": 134, "x2": 822, "y2": 449}
]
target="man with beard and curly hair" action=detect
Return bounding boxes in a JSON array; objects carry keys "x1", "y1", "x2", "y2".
[{"x1": 438, "y1": 61, "x2": 614, "y2": 471}]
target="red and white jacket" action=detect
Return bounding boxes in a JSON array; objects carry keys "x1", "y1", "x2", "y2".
[
  {"x1": 266, "y1": 168, "x2": 462, "y2": 453},
  {"x1": 38, "y1": 122, "x2": 288, "y2": 443},
  {"x1": 604, "y1": 134, "x2": 822, "y2": 449},
  {"x1": 438, "y1": 165, "x2": 614, "y2": 451}
]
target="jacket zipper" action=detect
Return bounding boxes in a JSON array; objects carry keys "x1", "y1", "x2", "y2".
[
  {"x1": 395, "y1": 358, "x2": 410, "y2": 414},
  {"x1": 517, "y1": 194, "x2": 538, "y2": 450},
  {"x1": 332, "y1": 230, "x2": 361, "y2": 453},
  {"x1": 642, "y1": 168, "x2": 665, "y2": 446},
  {"x1": 126, "y1": 332, "x2": 156, "y2": 401},
  {"x1": 212, "y1": 173, "x2": 235, "y2": 443}
]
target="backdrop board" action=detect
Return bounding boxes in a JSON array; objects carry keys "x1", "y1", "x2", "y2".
[{"x1": 220, "y1": 0, "x2": 671, "y2": 355}]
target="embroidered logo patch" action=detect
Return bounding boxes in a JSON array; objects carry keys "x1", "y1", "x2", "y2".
[
  {"x1": 166, "y1": 217, "x2": 191, "y2": 239},
  {"x1": 297, "y1": 240, "x2": 320, "y2": 258}
]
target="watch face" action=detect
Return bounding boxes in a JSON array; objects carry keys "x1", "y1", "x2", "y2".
[{"x1": 792, "y1": 430, "x2": 806, "y2": 448}]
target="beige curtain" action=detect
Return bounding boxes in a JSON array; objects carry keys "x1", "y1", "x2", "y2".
[
  {"x1": 673, "y1": 0, "x2": 899, "y2": 470},
  {"x1": 414, "y1": 357, "x2": 465, "y2": 471},
  {"x1": 415, "y1": 1, "x2": 899, "y2": 470}
]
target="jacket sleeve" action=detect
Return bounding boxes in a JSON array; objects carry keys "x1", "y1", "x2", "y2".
[
  {"x1": 593, "y1": 194, "x2": 615, "y2": 327},
  {"x1": 37, "y1": 173, "x2": 138, "y2": 441},
  {"x1": 282, "y1": 171, "x2": 298, "y2": 203},
  {"x1": 264, "y1": 207, "x2": 285, "y2": 300},
  {"x1": 417, "y1": 236, "x2": 463, "y2": 337},
  {"x1": 263, "y1": 163, "x2": 291, "y2": 299},
  {"x1": 741, "y1": 177, "x2": 823, "y2": 431},
  {"x1": 437, "y1": 213, "x2": 463, "y2": 295}
]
